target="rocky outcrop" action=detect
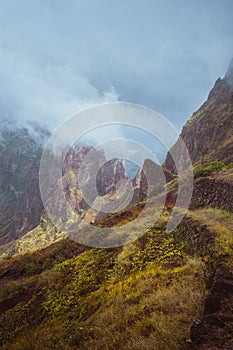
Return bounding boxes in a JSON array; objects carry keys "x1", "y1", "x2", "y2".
[
  {"x1": 96, "y1": 158, "x2": 127, "y2": 196},
  {"x1": 132, "y1": 159, "x2": 174, "y2": 203},
  {"x1": 62, "y1": 147, "x2": 128, "y2": 212},
  {"x1": 0, "y1": 136, "x2": 129, "y2": 246}
]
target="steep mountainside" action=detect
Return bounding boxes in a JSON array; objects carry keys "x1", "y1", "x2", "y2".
[
  {"x1": 0, "y1": 61, "x2": 232, "y2": 350},
  {"x1": 0, "y1": 127, "x2": 44, "y2": 245},
  {"x1": 165, "y1": 59, "x2": 233, "y2": 172},
  {"x1": 0, "y1": 131, "x2": 128, "y2": 248},
  {"x1": 0, "y1": 124, "x2": 170, "y2": 257}
]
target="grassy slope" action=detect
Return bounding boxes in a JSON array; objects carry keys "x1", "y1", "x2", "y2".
[
  {"x1": 0, "y1": 205, "x2": 232, "y2": 350},
  {"x1": 0, "y1": 161, "x2": 232, "y2": 349}
]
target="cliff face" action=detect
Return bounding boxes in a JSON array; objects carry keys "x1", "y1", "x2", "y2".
[
  {"x1": 132, "y1": 159, "x2": 174, "y2": 203},
  {"x1": 62, "y1": 147, "x2": 128, "y2": 214},
  {"x1": 164, "y1": 60, "x2": 233, "y2": 173},
  {"x1": 0, "y1": 128, "x2": 44, "y2": 245},
  {"x1": 0, "y1": 120, "x2": 171, "y2": 248},
  {"x1": 0, "y1": 133, "x2": 128, "y2": 246},
  {"x1": 96, "y1": 158, "x2": 128, "y2": 196}
]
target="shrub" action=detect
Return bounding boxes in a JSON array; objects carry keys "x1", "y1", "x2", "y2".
[
  {"x1": 226, "y1": 162, "x2": 233, "y2": 169},
  {"x1": 194, "y1": 160, "x2": 226, "y2": 178}
]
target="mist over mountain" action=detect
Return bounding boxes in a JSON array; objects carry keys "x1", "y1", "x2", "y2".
[
  {"x1": 0, "y1": 55, "x2": 232, "y2": 253},
  {"x1": 0, "y1": 121, "x2": 162, "y2": 252},
  {"x1": 0, "y1": 2, "x2": 232, "y2": 347},
  {"x1": 0, "y1": 59, "x2": 232, "y2": 349}
]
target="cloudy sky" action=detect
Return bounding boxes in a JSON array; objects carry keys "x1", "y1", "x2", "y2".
[{"x1": 0, "y1": 0, "x2": 232, "y2": 133}]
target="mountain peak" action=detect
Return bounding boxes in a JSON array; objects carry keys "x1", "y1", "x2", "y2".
[
  {"x1": 225, "y1": 57, "x2": 233, "y2": 86},
  {"x1": 165, "y1": 60, "x2": 233, "y2": 172},
  {"x1": 207, "y1": 58, "x2": 233, "y2": 101}
]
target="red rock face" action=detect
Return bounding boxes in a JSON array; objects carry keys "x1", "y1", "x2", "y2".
[
  {"x1": 62, "y1": 147, "x2": 128, "y2": 212},
  {"x1": 63, "y1": 145, "x2": 94, "y2": 171},
  {"x1": 96, "y1": 158, "x2": 128, "y2": 196},
  {"x1": 0, "y1": 138, "x2": 129, "y2": 245}
]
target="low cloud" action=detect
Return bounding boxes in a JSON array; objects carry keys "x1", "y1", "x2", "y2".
[{"x1": 0, "y1": 46, "x2": 119, "y2": 130}]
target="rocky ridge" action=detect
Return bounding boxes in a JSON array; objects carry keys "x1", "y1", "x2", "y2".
[
  {"x1": 0, "y1": 129, "x2": 167, "y2": 252},
  {"x1": 165, "y1": 59, "x2": 233, "y2": 172},
  {"x1": 0, "y1": 60, "x2": 232, "y2": 350},
  {"x1": 0, "y1": 131, "x2": 129, "y2": 247}
]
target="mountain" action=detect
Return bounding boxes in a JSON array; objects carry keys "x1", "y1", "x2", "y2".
[
  {"x1": 0, "y1": 122, "x2": 170, "y2": 256},
  {"x1": 0, "y1": 132, "x2": 130, "y2": 254},
  {"x1": 164, "y1": 59, "x2": 233, "y2": 216},
  {"x1": 0, "y1": 61, "x2": 232, "y2": 349},
  {"x1": 0, "y1": 126, "x2": 45, "y2": 245},
  {"x1": 165, "y1": 59, "x2": 233, "y2": 172}
]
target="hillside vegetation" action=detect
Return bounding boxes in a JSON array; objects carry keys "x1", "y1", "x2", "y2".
[
  {"x1": 0, "y1": 204, "x2": 232, "y2": 349},
  {"x1": 0, "y1": 63, "x2": 233, "y2": 349}
]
